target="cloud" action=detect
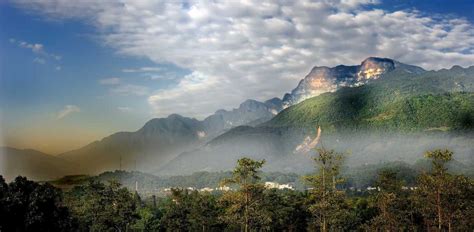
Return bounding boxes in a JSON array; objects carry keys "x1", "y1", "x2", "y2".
[
  {"x1": 122, "y1": 67, "x2": 163, "y2": 73},
  {"x1": 99, "y1": 77, "x2": 121, "y2": 85},
  {"x1": 10, "y1": 38, "x2": 62, "y2": 69},
  {"x1": 14, "y1": 0, "x2": 474, "y2": 118},
  {"x1": 57, "y1": 105, "x2": 80, "y2": 119}
]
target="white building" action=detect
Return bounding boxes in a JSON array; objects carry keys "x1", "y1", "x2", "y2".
[{"x1": 265, "y1": 182, "x2": 294, "y2": 190}]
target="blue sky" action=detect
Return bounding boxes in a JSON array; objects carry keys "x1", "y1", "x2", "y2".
[{"x1": 1, "y1": 0, "x2": 473, "y2": 154}]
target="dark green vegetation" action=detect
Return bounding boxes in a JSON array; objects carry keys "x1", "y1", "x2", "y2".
[
  {"x1": 0, "y1": 176, "x2": 76, "y2": 231},
  {"x1": 1, "y1": 148, "x2": 472, "y2": 231},
  {"x1": 266, "y1": 67, "x2": 474, "y2": 131}
]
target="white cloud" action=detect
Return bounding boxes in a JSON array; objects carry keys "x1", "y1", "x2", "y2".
[
  {"x1": 11, "y1": 38, "x2": 61, "y2": 60},
  {"x1": 15, "y1": 0, "x2": 474, "y2": 118},
  {"x1": 11, "y1": 38, "x2": 62, "y2": 69},
  {"x1": 57, "y1": 105, "x2": 80, "y2": 119},
  {"x1": 99, "y1": 77, "x2": 121, "y2": 85},
  {"x1": 122, "y1": 67, "x2": 163, "y2": 73}
]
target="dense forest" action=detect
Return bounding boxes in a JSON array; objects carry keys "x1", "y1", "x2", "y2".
[{"x1": 0, "y1": 148, "x2": 472, "y2": 231}]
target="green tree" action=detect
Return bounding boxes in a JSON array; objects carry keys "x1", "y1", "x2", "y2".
[
  {"x1": 415, "y1": 149, "x2": 473, "y2": 231},
  {"x1": 0, "y1": 176, "x2": 76, "y2": 232},
  {"x1": 366, "y1": 169, "x2": 421, "y2": 231},
  {"x1": 160, "y1": 188, "x2": 222, "y2": 232},
  {"x1": 305, "y1": 148, "x2": 349, "y2": 231},
  {"x1": 0, "y1": 176, "x2": 8, "y2": 231},
  {"x1": 220, "y1": 158, "x2": 270, "y2": 232},
  {"x1": 262, "y1": 189, "x2": 310, "y2": 231},
  {"x1": 65, "y1": 180, "x2": 138, "y2": 232}
]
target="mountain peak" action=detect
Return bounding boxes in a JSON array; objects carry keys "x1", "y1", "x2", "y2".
[
  {"x1": 358, "y1": 57, "x2": 395, "y2": 82},
  {"x1": 282, "y1": 57, "x2": 424, "y2": 107},
  {"x1": 361, "y1": 56, "x2": 394, "y2": 64}
]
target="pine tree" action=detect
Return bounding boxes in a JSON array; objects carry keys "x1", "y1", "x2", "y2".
[
  {"x1": 305, "y1": 148, "x2": 349, "y2": 231},
  {"x1": 415, "y1": 149, "x2": 473, "y2": 231},
  {"x1": 220, "y1": 158, "x2": 271, "y2": 232}
]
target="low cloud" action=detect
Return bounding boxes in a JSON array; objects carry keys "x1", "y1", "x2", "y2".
[{"x1": 57, "y1": 105, "x2": 80, "y2": 119}]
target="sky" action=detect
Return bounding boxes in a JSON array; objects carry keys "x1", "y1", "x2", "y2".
[{"x1": 0, "y1": 0, "x2": 473, "y2": 154}]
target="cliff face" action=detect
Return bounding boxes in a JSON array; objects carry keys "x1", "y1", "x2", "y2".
[{"x1": 281, "y1": 57, "x2": 419, "y2": 107}]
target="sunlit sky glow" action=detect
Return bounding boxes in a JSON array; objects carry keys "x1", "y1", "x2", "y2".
[{"x1": 1, "y1": 0, "x2": 473, "y2": 154}]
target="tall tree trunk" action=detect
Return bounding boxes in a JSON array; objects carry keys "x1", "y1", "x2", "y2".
[
  {"x1": 448, "y1": 217, "x2": 452, "y2": 232},
  {"x1": 245, "y1": 184, "x2": 249, "y2": 232},
  {"x1": 322, "y1": 166, "x2": 327, "y2": 232},
  {"x1": 437, "y1": 189, "x2": 442, "y2": 231},
  {"x1": 322, "y1": 217, "x2": 327, "y2": 232}
]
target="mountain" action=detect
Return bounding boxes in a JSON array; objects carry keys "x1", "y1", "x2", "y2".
[
  {"x1": 59, "y1": 99, "x2": 284, "y2": 175},
  {"x1": 267, "y1": 66, "x2": 474, "y2": 131},
  {"x1": 159, "y1": 65, "x2": 474, "y2": 175},
  {"x1": 202, "y1": 98, "x2": 283, "y2": 136},
  {"x1": 15, "y1": 57, "x2": 472, "y2": 177},
  {"x1": 281, "y1": 57, "x2": 425, "y2": 107},
  {"x1": 0, "y1": 147, "x2": 77, "y2": 181},
  {"x1": 59, "y1": 114, "x2": 205, "y2": 174}
]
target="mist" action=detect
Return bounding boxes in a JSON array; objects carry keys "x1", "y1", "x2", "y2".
[{"x1": 156, "y1": 128, "x2": 474, "y2": 176}]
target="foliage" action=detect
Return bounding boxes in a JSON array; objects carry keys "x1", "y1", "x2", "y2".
[
  {"x1": 414, "y1": 149, "x2": 474, "y2": 231},
  {"x1": 3, "y1": 148, "x2": 473, "y2": 231},
  {"x1": 304, "y1": 148, "x2": 350, "y2": 231},
  {"x1": 220, "y1": 158, "x2": 272, "y2": 231},
  {"x1": 160, "y1": 188, "x2": 223, "y2": 231},
  {"x1": 0, "y1": 176, "x2": 76, "y2": 232},
  {"x1": 365, "y1": 169, "x2": 421, "y2": 230},
  {"x1": 266, "y1": 67, "x2": 474, "y2": 132},
  {"x1": 64, "y1": 180, "x2": 138, "y2": 232}
]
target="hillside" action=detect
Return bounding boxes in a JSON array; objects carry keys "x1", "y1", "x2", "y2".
[
  {"x1": 0, "y1": 147, "x2": 77, "y2": 181},
  {"x1": 59, "y1": 99, "x2": 282, "y2": 175},
  {"x1": 159, "y1": 66, "x2": 474, "y2": 175},
  {"x1": 266, "y1": 66, "x2": 474, "y2": 131}
]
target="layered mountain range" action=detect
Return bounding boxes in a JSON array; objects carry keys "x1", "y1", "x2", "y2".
[{"x1": 2, "y1": 57, "x2": 473, "y2": 179}]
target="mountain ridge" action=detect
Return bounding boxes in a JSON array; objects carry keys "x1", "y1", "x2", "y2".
[
  {"x1": 158, "y1": 64, "x2": 473, "y2": 175},
  {"x1": 5, "y1": 57, "x2": 472, "y2": 178}
]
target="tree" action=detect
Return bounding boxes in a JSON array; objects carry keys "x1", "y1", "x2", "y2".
[
  {"x1": 188, "y1": 191, "x2": 222, "y2": 231},
  {"x1": 415, "y1": 149, "x2": 473, "y2": 231},
  {"x1": 0, "y1": 176, "x2": 8, "y2": 231},
  {"x1": 0, "y1": 176, "x2": 76, "y2": 232},
  {"x1": 220, "y1": 158, "x2": 271, "y2": 232},
  {"x1": 366, "y1": 169, "x2": 420, "y2": 231},
  {"x1": 65, "y1": 180, "x2": 138, "y2": 232},
  {"x1": 262, "y1": 189, "x2": 310, "y2": 231},
  {"x1": 305, "y1": 148, "x2": 349, "y2": 231},
  {"x1": 160, "y1": 189, "x2": 193, "y2": 231},
  {"x1": 159, "y1": 188, "x2": 222, "y2": 232}
]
